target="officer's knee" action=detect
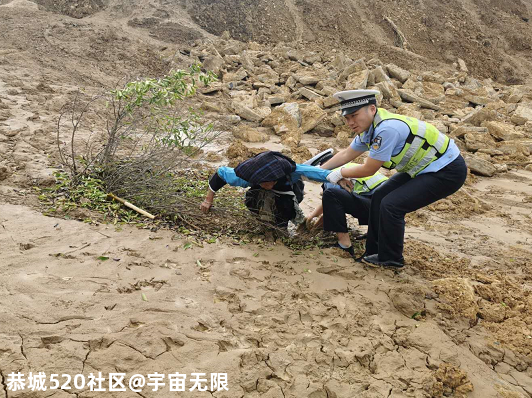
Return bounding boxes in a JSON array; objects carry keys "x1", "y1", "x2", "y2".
[{"x1": 381, "y1": 196, "x2": 402, "y2": 215}]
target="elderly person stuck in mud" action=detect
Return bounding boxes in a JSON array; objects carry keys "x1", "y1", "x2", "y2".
[{"x1": 200, "y1": 151, "x2": 336, "y2": 229}]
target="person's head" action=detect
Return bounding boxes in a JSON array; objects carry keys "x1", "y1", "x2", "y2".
[
  {"x1": 333, "y1": 89, "x2": 380, "y2": 134},
  {"x1": 344, "y1": 104, "x2": 377, "y2": 134},
  {"x1": 259, "y1": 181, "x2": 276, "y2": 190}
]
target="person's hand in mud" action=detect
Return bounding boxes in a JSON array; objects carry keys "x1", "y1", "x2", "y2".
[
  {"x1": 338, "y1": 178, "x2": 354, "y2": 193},
  {"x1": 200, "y1": 190, "x2": 215, "y2": 213}
]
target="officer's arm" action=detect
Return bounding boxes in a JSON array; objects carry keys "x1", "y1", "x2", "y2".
[
  {"x1": 320, "y1": 146, "x2": 364, "y2": 170},
  {"x1": 340, "y1": 157, "x2": 384, "y2": 179}
]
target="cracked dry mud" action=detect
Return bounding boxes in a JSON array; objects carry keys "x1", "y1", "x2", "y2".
[{"x1": 1, "y1": 172, "x2": 532, "y2": 398}]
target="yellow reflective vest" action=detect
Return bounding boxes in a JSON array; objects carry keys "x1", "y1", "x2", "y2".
[
  {"x1": 335, "y1": 163, "x2": 388, "y2": 194},
  {"x1": 361, "y1": 108, "x2": 450, "y2": 177}
]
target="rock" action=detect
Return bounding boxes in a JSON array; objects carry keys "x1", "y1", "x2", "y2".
[
  {"x1": 511, "y1": 105, "x2": 532, "y2": 126},
  {"x1": 285, "y1": 75, "x2": 297, "y2": 90},
  {"x1": 225, "y1": 140, "x2": 266, "y2": 161},
  {"x1": 371, "y1": 66, "x2": 390, "y2": 84},
  {"x1": 232, "y1": 126, "x2": 269, "y2": 143},
  {"x1": 398, "y1": 89, "x2": 440, "y2": 111},
  {"x1": 280, "y1": 128, "x2": 303, "y2": 147},
  {"x1": 331, "y1": 53, "x2": 351, "y2": 70},
  {"x1": 0, "y1": 165, "x2": 10, "y2": 181},
  {"x1": 322, "y1": 96, "x2": 339, "y2": 108},
  {"x1": 338, "y1": 59, "x2": 367, "y2": 82},
  {"x1": 464, "y1": 154, "x2": 497, "y2": 177},
  {"x1": 464, "y1": 132, "x2": 496, "y2": 152},
  {"x1": 240, "y1": 51, "x2": 257, "y2": 72},
  {"x1": 335, "y1": 126, "x2": 353, "y2": 147},
  {"x1": 224, "y1": 54, "x2": 242, "y2": 65},
  {"x1": 482, "y1": 121, "x2": 524, "y2": 141},
  {"x1": 286, "y1": 145, "x2": 312, "y2": 164},
  {"x1": 477, "y1": 148, "x2": 503, "y2": 156},
  {"x1": 300, "y1": 103, "x2": 327, "y2": 133},
  {"x1": 506, "y1": 87, "x2": 524, "y2": 104},
  {"x1": 331, "y1": 113, "x2": 344, "y2": 127},
  {"x1": 395, "y1": 103, "x2": 423, "y2": 119},
  {"x1": 344, "y1": 69, "x2": 369, "y2": 90},
  {"x1": 518, "y1": 139, "x2": 532, "y2": 153},
  {"x1": 297, "y1": 75, "x2": 320, "y2": 86},
  {"x1": 461, "y1": 107, "x2": 498, "y2": 126},
  {"x1": 267, "y1": 96, "x2": 285, "y2": 106},
  {"x1": 200, "y1": 82, "x2": 223, "y2": 94},
  {"x1": 202, "y1": 101, "x2": 225, "y2": 113},
  {"x1": 421, "y1": 81, "x2": 445, "y2": 104},
  {"x1": 223, "y1": 68, "x2": 248, "y2": 83},
  {"x1": 432, "y1": 120, "x2": 448, "y2": 134},
  {"x1": 311, "y1": 121, "x2": 335, "y2": 137},
  {"x1": 232, "y1": 102, "x2": 266, "y2": 123},
  {"x1": 464, "y1": 94, "x2": 492, "y2": 106},
  {"x1": 286, "y1": 49, "x2": 306, "y2": 62},
  {"x1": 432, "y1": 277, "x2": 478, "y2": 321},
  {"x1": 299, "y1": 87, "x2": 323, "y2": 101},
  {"x1": 386, "y1": 64, "x2": 410, "y2": 83},
  {"x1": 303, "y1": 52, "x2": 322, "y2": 65},
  {"x1": 422, "y1": 71, "x2": 446, "y2": 84},
  {"x1": 221, "y1": 43, "x2": 244, "y2": 56},
  {"x1": 202, "y1": 54, "x2": 224, "y2": 76},
  {"x1": 496, "y1": 142, "x2": 530, "y2": 157},
  {"x1": 375, "y1": 81, "x2": 400, "y2": 101},
  {"x1": 443, "y1": 82, "x2": 456, "y2": 90},
  {"x1": 223, "y1": 115, "x2": 241, "y2": 124},
  {"x1": 261, "y1": 103, "x2": 301, "y2": 133},
  {"x1": 493, "y1": 163, "x2": 508, "y2": 173},
  {"x1": 457, "y1": 58, "x2": 468, "y2": 73}
]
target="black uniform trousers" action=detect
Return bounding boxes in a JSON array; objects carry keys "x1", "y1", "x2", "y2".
[
  {"x1": 322, "y1": 183, "x2": 372, "y2": 232},
  {"x1": 365, "y1": 155, "x2": 467, "y2": 261}
]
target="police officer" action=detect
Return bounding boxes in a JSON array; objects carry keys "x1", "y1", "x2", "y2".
[{"x1": 323, "y1": 89, "x2": 467, "y2": 268}]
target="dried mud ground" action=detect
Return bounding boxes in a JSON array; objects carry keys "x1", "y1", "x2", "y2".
[{"x1": 1, "y1": 169, "x2": 531, "y2": 398}]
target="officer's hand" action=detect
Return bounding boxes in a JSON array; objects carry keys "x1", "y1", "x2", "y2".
[
  {"x1": 338, "y1": 178, "x2": 354, "y2": 192},
  {"x1": 326, "y1": 168, "x2": 343, "y2": 184},
  {"x1": 200, "y1": 200, "x2": 213, "y2": 213}
]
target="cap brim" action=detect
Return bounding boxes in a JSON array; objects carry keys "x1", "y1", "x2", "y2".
[{"x1": 341, "y1": 105, "x2": 363, "y2": 116}]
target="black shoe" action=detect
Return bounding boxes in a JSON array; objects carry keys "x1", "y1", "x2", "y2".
[
  {"x1": 362, "y1": 254, "x2": 404, "y2": 269},
  {"x1": 335, "y1": 243, "x2": 355, "y2": 257}
]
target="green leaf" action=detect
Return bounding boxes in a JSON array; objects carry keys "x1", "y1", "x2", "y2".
[
  {"x1": 184, "y1": 243, "x2": 192, "y2": 250},
  {"x1": 196, "y1": 260, "x2": 202, "y2": 267},
  {"x1": 141, "y1": 293, "x2": 148, "y2": 302},
  {"x1": 97, "y1": 256, "x2": 109, "y2": 261}
]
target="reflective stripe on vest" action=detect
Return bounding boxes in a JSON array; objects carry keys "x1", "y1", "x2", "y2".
[
  {"x1": 366, "y1": 109, "x2": 450, "y2": 177},
  {"x1": 354, "y1": 173, "x2": 388, "y2": 194},
  {"x1": 334, "y1": 163, "x2": 388, "y2": 193}
]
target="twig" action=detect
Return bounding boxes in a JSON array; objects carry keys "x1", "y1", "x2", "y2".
[
  {"x1": 384, "y1": 15, "x2": 409, "y2": 50},
  {"x1": 108, "y1": 193, "x2": 155, "y2": 219}
]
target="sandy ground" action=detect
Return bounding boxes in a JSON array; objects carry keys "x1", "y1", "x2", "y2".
[
  {"x1": 1, "y1": 170, "x2": 531, "y2": 397},
  {"x1": 1, "y1": 1, "x2": 532, "y2": 397}
]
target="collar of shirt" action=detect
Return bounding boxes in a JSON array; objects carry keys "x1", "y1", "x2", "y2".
[{"x1": 360, "y1": 124, "x2": 376, "y2": 144}]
